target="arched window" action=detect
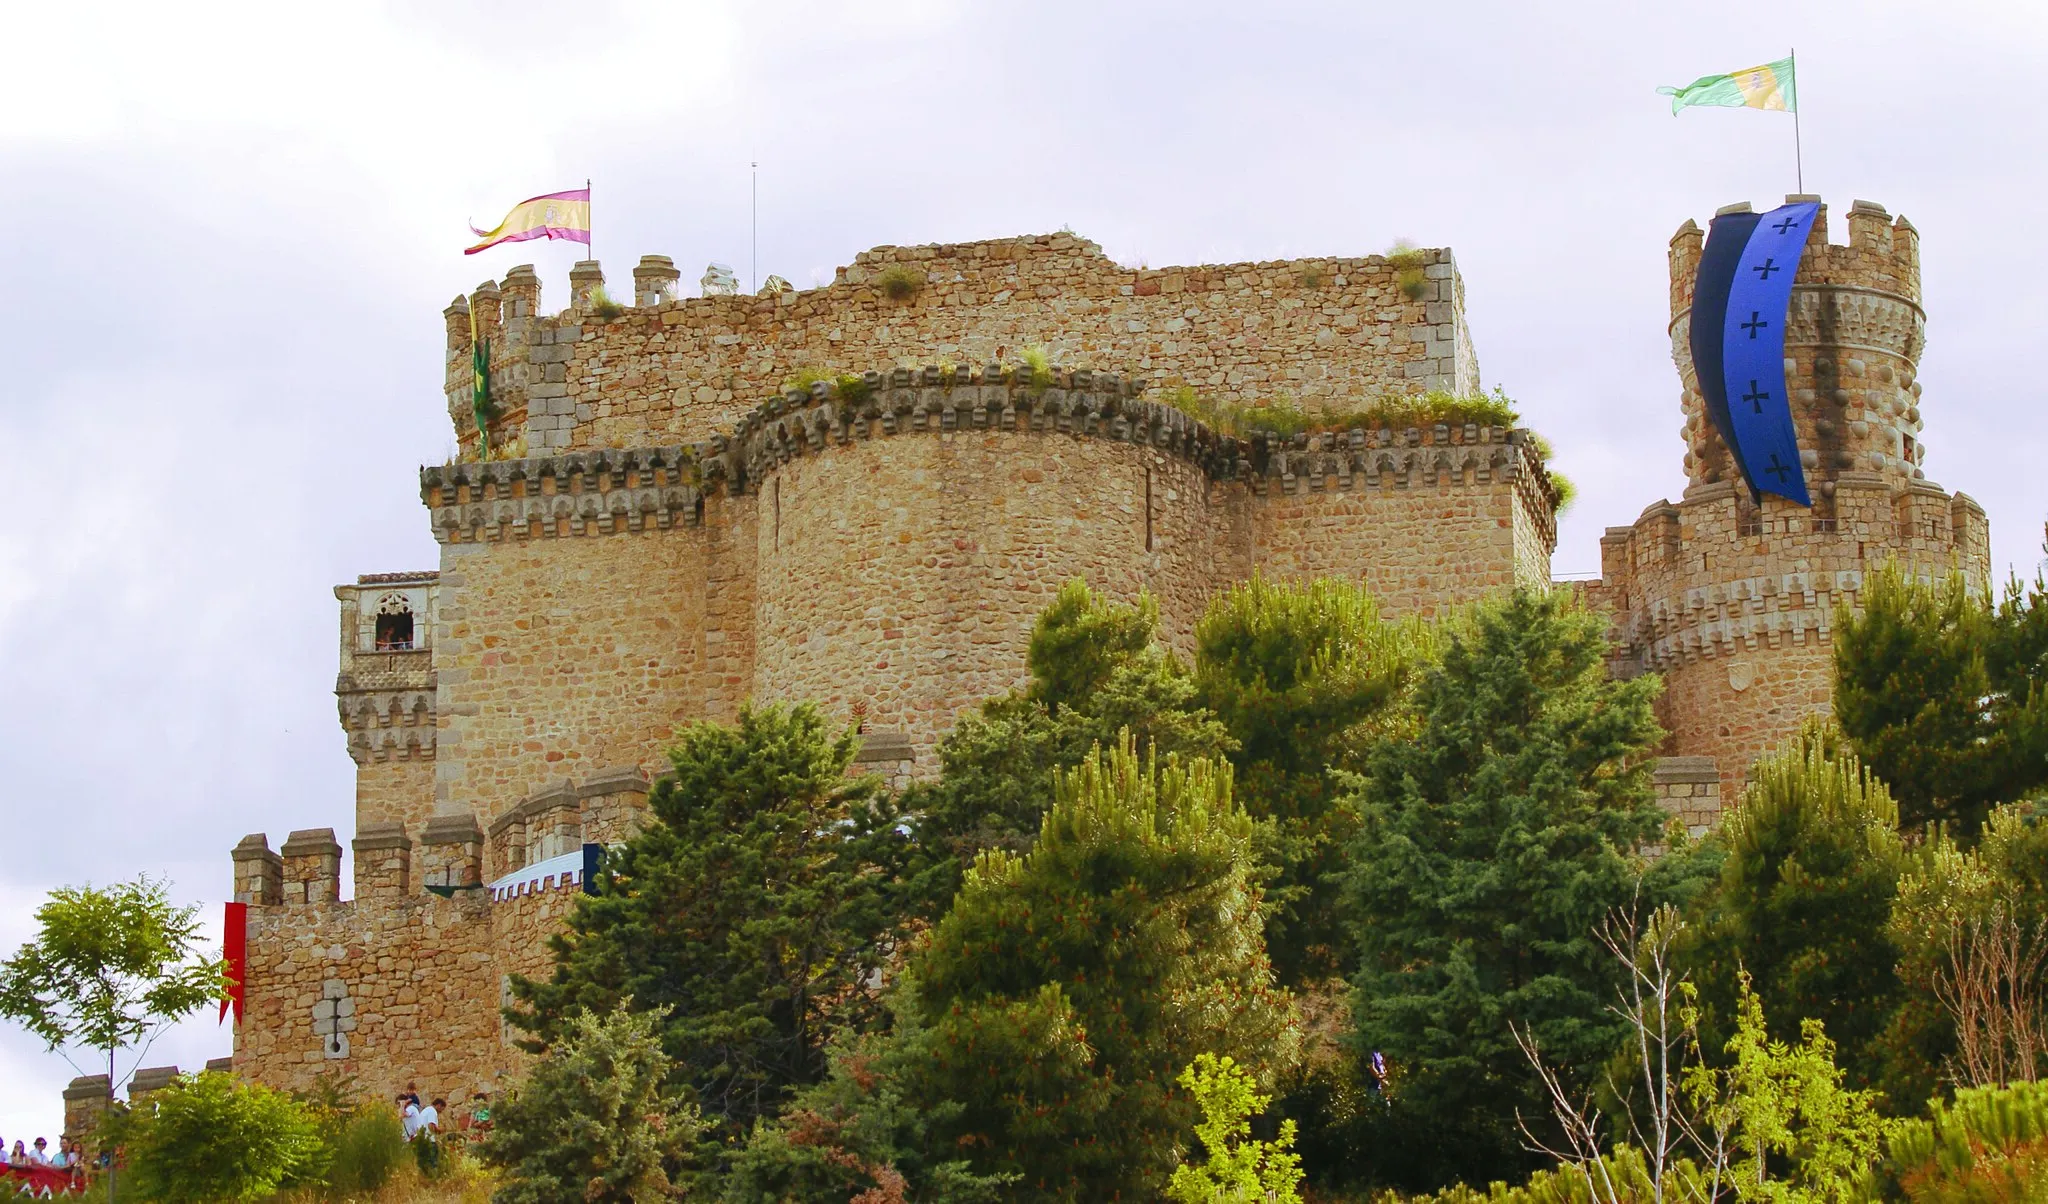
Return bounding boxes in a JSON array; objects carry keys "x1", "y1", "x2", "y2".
[{"x1": 373, "y1": 594, "x2": 415, "y2": 651}]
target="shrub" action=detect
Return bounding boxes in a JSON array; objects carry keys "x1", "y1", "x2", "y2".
[
  {"x1": 877, "y1": 263, "x2": 924, "y2": 301},
  {"x1": 483, "y1": 1004, "x2": 703, "y2": 1204},
  {"x1": 1017, "y1": 343, "x2": 1055, "y2": 390},
  {"x1": 1167, "y1": 1052, "x2": 1305, "y2": 1204},
  {"x1": 1387, "y1": 240, "x2": 1429, "y2": 300},
  {"x1": 115, "y1": 1071, "x2": 326, "y2": 1203},
  {"x1": 587, "y1": 284, "x2": 625, "y2": 320},
  {"x1": 1883, "y1": 1079, "x2": 2048, "y2": 1200},
  {"x1": 323, "y1": 1106, "x2": 408, "y2": 1197}
]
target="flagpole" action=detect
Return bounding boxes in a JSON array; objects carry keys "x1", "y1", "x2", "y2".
[
  {"x1": 586, "y1": 177, "x2": 593, "y2": 263},
  {"x1": 751, "y1": 161, "x2": 758, "y2": 295},
  {"x1": 1790, "y1": 48, "x2": 1804, "y2": 193}
]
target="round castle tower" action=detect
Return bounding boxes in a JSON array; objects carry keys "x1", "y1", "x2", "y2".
[{"x1": 1589, "y1": 196, "x2": 1991, "y2": 801}]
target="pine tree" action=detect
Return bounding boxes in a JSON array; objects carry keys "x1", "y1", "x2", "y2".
[
  {"x1": 506, "y1": 704, "x2": 938, "y2": 1138},
  {"x1": 1685, "y1": 719, "x2": 1909, "y2": 1100},
  {"x1": 908, "y1": 734, "x2": 1298, "y2": 1200},
  {"x1": 483, "y1": 1005, "x2": 704, "y2": 1204},
  {"x1": 911, "y1": 579, "x2": 1231, "y2": 868},
  {"x1": 1342, "y1": 587, "x2": 1673, "y2": 1187},
  {"x1": 1194, "y1": 575, "x2": 1432, "y2": 985},
  {"x1": 1833, "y1": 563, "x2": 2048, "y2": 833}
]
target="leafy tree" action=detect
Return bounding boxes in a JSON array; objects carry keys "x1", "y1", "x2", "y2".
[
  {"x1": 483, "y1": 1004, "x2": 704, "y2": 1204},
  {"x1": 0, "y1": 875, "x2": 225, "y2": 1204},
  {"x1": 1194, "y1": 575, "x2": 1433, "y2": 985},
  {"x1": 907, "y1": 734, "x2": 1298, "y2": 1199},
  {"x1": 1342, "y1": 587, "x2": 1676, "y2": 1187},
  {"x1": 114, "y1": 1071, "x2": 326, "y2": 1204},
  {"x1": 1685, "y1": 720, "x2": 1910, "y2": 1099},
  {"x1": 719, "y1": 1001, "x2": 1014, "y2": 1202},
  {"x1": 911, "y1": 579, "x2": 1231, "y2": 867},
  {"x1": 1684, "y1": 975, "x2": 1890, "y2": 1204},
  {"x1": 1167, "y1": 1052, "x2": 1305, "y2": 1204},
  {"x1": 1889, "y1": 801, "x2": 2048, "y2": 1092},
  {"x1": 508, "y1": 703, "x2": 936, "y2": 1138},
  {"x1": 1833, "y1": 563, "x2": 2048, "y2": 833}
]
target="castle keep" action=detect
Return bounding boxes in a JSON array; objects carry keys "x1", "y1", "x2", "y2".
[{"x1": 213, "y1": 201, "x2": 1987, "y2": 1102}]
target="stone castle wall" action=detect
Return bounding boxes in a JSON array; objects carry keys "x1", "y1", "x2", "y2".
[
  {"x1": 1591, "y1": 198, "x2": 1991, "y2": 798},
  {"x1": 446, "y1": 234, "x2": 1478, "y2": 459}
]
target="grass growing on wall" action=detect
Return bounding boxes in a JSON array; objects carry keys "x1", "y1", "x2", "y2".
[{"x1": 1159, "y1": 386, "x2": 1520, "y2": 439}]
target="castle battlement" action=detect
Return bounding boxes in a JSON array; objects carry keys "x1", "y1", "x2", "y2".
[
  {"x1": 442, "y1": 231, "x2": 1479, "y2": 457},
  {"x1": 418, "y1": 363, "x2": 1557, "y2": 548}
]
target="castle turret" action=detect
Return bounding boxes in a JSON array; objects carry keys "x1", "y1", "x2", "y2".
[{"x1": 1591, "y1": 196, "x2": 1990, "y2": 805}]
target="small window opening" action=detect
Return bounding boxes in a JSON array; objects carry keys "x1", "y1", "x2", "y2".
[
  {"x1": 375, "y1": 612, "x2": 414, "y2": 651},
  {"x1": 1144, "y1": 466, "x2": 1155, "y2": 552}
]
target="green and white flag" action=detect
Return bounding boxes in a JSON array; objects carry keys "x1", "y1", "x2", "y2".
[{"x1": 1658, "y1": 57, "x2": 1797, "y2": 115}]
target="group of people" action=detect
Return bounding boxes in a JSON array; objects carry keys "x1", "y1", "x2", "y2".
[
  {"x1": 397, "y1": 1087, "x2": 492, "y2": 1168},
  {"x1": 3, "y1": 1136, "x2": 79, "y2": 1169}
]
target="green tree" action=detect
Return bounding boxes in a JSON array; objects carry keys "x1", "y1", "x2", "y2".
[
  {"x1": 1684, "y1": 976, "x2": 1890, "y2": 1204},
  {"x1": 0, "y1": 875, "x2": 224, "y2": 1203},
  {"x1": 1833, "y1": 563, "x2": 2048, "y2": 832},
  {"x1": 508, "y1": 703, "x2": 936, "y2": 1138},
  {"x1": 911, "y1": 579, "x2": 1231, "y2": 867},
  {"x1": 1194, "y1": 575, "x2": 1433, "y2": 985},
  {"x1": 1685, "y1": 720, "x2": 1910, "y2": 1099},
  {"x1": 719, "y1": 1003, "x2": 1014, "y2": 1202},
  {"x1": 908, "y1": 734, "x2": 1298, "y2": 1199},
  {"x1": 1167, "y1": 1052, "x2": 1305, "y2": 1204},
  {"x1": 483, "y1": 1004, "x2": 704, "y2": 1204},
  {"x1": 1342, "y1": 587, "x2": 1676, "y2": 1187},
  {"x1": 114, "y1": 1071, "x2": 326, "y2": 1204}
]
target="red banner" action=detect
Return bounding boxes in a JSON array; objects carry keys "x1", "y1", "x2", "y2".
[{"x1": 220, "y1": 901, "x2": 247, "y2": 1025}]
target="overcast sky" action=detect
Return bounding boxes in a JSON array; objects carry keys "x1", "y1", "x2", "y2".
[{"x1": 1, "y1": 0, "x2": 2042, "y2": 1138}]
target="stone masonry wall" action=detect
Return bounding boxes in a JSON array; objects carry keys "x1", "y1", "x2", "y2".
[
  {"x1": 232, "y1": 823, "x2": 602, "y2": 1100},
  {"x1": 445, "y1": 234, "x2": 1477, "y2": 458},
  {"x1": 753, "y1": 433, "x2": 1235, "y2": 775},
  {"x1": 425, "y1": 495, "x2": 756, "y2": 825}
]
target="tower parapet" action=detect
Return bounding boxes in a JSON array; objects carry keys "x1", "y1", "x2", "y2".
[
  {"x1": 1591, "y1": 197, "x2": 1990, "y2": 806},
  {"x1": 441, "y1": 232, "x2": 1482, "y2": 458}
]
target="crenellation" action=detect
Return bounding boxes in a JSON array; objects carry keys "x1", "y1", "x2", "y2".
[
  {"x1": 351, "y1": 823, "x2": 411, "y2": 900},
  {"x1": 279, "y1": 829, "x2": 341, "y2": 905},
  {"x1": 232, "y1": 834, "x2": 282, "y2": 905},
  {"x1": 418, "y1": 813, "x2": 484, "y2": 889}
]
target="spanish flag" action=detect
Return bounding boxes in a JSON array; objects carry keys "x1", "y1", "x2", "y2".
[
  {"x1": 1658, "y1": 57, "x2": 1797, "y2": 115},
  {"x1": 466, "y1": 187, "x2": 591, "y2": 255}
]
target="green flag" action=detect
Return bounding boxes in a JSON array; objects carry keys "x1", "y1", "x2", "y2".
[
  {"x1": 1658, "y1": 56, "x2": 1797, "y2": 115},
  {"x1": 472, "y1": 336, "x2": 493, "y2": 459}
]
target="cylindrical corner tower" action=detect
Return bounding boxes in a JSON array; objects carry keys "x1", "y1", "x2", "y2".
[{"x1": 1594, "y1": 196, "x2": 1990, "y2": 804}]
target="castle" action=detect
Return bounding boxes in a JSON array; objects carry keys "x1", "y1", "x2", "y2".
[{"x1": 152, "y1": 198, "x2": 1988, "y2": 1108}]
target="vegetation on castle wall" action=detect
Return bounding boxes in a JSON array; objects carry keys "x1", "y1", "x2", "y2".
[{"x1": 876, "y1": 263, "x2": 925, "y2": 301}]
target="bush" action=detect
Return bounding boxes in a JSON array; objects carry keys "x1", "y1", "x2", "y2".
[
  {"x1": 115, "y1": 1071, "x2": 326, "y2": 1203},
  {"x1": 322, "y1": 1106, "x2": 408, "y2": 1197},
  {"x1": 876, "y1": 263, "x2": 924, "y2": 301},
  {"x1": 1883, "y1": 1079, "x2": 2048, "y2": 1200},
  {"x1": 587, "y1": 284, "x2": 625, "y2": 320},
  {"x1": 483, "y1": 1004, "x2": 703, "y2": 1204}
]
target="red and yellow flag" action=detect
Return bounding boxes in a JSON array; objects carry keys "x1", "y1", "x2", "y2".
[{"x1": 466, "y1": 187, "x2": 590, "y2": 255}]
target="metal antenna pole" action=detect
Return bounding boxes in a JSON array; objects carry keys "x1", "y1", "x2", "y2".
[{"x1": 1790, "y1": 49, "x2": 1804, "y2": 193}]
